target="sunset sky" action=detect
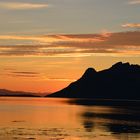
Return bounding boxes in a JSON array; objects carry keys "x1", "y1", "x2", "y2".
[{"x1": 0, "y1": 0, "x2": 140, "y2": 93}]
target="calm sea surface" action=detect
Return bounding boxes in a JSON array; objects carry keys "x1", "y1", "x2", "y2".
[{"x1": 0, "y1": 97, "x2": 140, "y2": 140}]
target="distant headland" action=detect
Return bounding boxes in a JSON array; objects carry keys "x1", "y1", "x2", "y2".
[
  {"x1": 0, "y1": 89, "x2": 40, "y2": 97},
  {"x1": 47, "y1": 62, "x2": 140, "y2": 100}
]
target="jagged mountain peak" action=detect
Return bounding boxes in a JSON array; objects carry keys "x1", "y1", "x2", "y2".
[
  {"x1": 82, "y1": 67, "x2": 97, "y2": 78},
  {"x1": 109, "y1": 62, "x2": 140, "y2": 73},
  {"x1": 47, "y1": 62, "x2": 140, "y2": 99},
  {"x1": 111, "y1": 62, "x2": 130, "y2": 69}
]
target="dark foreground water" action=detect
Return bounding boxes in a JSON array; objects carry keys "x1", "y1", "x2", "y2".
[{"x1": 0, "y1": 97, "x2": 140, "y2": 140}]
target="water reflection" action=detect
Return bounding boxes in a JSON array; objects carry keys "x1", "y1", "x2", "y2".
[
  {"x1": 1, "y1": 97, "x2": 140, "y2": 140},
  {"x1": 82, "y1": 112, "x2": 95, "y2": 132},
  {"x1": 68, "y1": 98, "x2": 140, "y2": 139},
  {"x1": 67, "y1": 98, "x2": 140, "y2": 106},
  {"x1": 106, "y1": 123, "x2": 140, "y2": 134}
]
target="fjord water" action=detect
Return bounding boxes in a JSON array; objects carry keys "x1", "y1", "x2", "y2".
[{"x1": 0, "y1": 97, "x2": 140, "y2": 140}]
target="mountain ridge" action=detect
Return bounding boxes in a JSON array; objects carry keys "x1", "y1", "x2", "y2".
[{"x1": 47, "y1": 62, "x2": 140, "y2": 99}]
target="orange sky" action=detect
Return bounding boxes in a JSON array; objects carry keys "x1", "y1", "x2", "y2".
[
  {"x1": 0, "y1": 0, "x2": 140, "y2": 94},
  {"x1": 0, "y1": 55, "x2": 140, "y2": 93},
  {"x1": 0, "y1": 32, "x2": 140, "y2": 93}
]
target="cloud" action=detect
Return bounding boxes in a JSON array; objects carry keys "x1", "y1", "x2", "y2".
[
  {"x1": 43, "y1": 77, "x2": 76, "y2": 82},
  {"x1": 0, "y1": 2, "x2": 48, "y2": 10},
  {"x1": 0, "y1": 34, "x2": 106, "y2": 45},
  {"x1": 8, "y1": 71, "x2": 40, "y2": 78},
  {"x1": 5, "y1": 70, "x2": 75, "y2": 81},
  {"x1": 12, "y1": 71, "x2": 39, "y2": 75},
  {"x1": 128, "y1": 0, "x2": 140, "y2": 4},
  {"x1": 122, "y1": 23, "x2": 140, "y2": 28},
  {"x1": 0, "y1": 31, "x2": 140, "y2": 57}
]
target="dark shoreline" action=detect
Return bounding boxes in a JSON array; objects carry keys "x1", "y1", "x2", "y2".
[
  {"x1": 66, "y1": 98, "x2": 140, "y2": 106},
  {"x1": 1, "y1": 96, "x2": 140, "y2": 106}
]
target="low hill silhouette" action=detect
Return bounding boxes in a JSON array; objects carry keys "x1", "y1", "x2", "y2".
[
  {"x1": 47, "y1": 62, "x2": 140, "y2": 100},
  {"x1": 0, "y1": 89, "x2": 40, "y2": 97}
]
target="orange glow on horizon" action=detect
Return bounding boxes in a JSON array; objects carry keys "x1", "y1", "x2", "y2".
[{"x1": 0, "y1": 55, "x2": 140, "y2": 94}]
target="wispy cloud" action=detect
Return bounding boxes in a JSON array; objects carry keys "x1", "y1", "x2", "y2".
[
  {"x1": 5, "y1": 70, "x2": 75, "y2": 81},
  {"x1": 12, "y1": 71, "x2": 39, "y2": 75},
  {"x1": 0, "y1": 31, "x2": 140, "y2": 57},
  {"x1": 122, "y1": 23, "x2": 140, "y2": 28},
  {"x1": 128, "y1": 0, "x2": 140, "y2": 4},
  {"x1": 8, "y1": 71, "x2": 40, "y2": 78},
  {"x1": 0, "y1": 34, "x2": 105, "y2": 44},
  {"x1": 0, "y1": 2, "x2": 48, "y2": 10},
  {"x1": 43, "y1": 77, "x2": 76, "y2": 82}
]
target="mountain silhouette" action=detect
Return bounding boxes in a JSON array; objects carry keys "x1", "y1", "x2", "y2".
[
  {"x1": 0, "y1": 89, "x2": 40, "y2": 97},
  {"x1": 47, "y1": 62, "x2": 140, "y2": 99}
]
